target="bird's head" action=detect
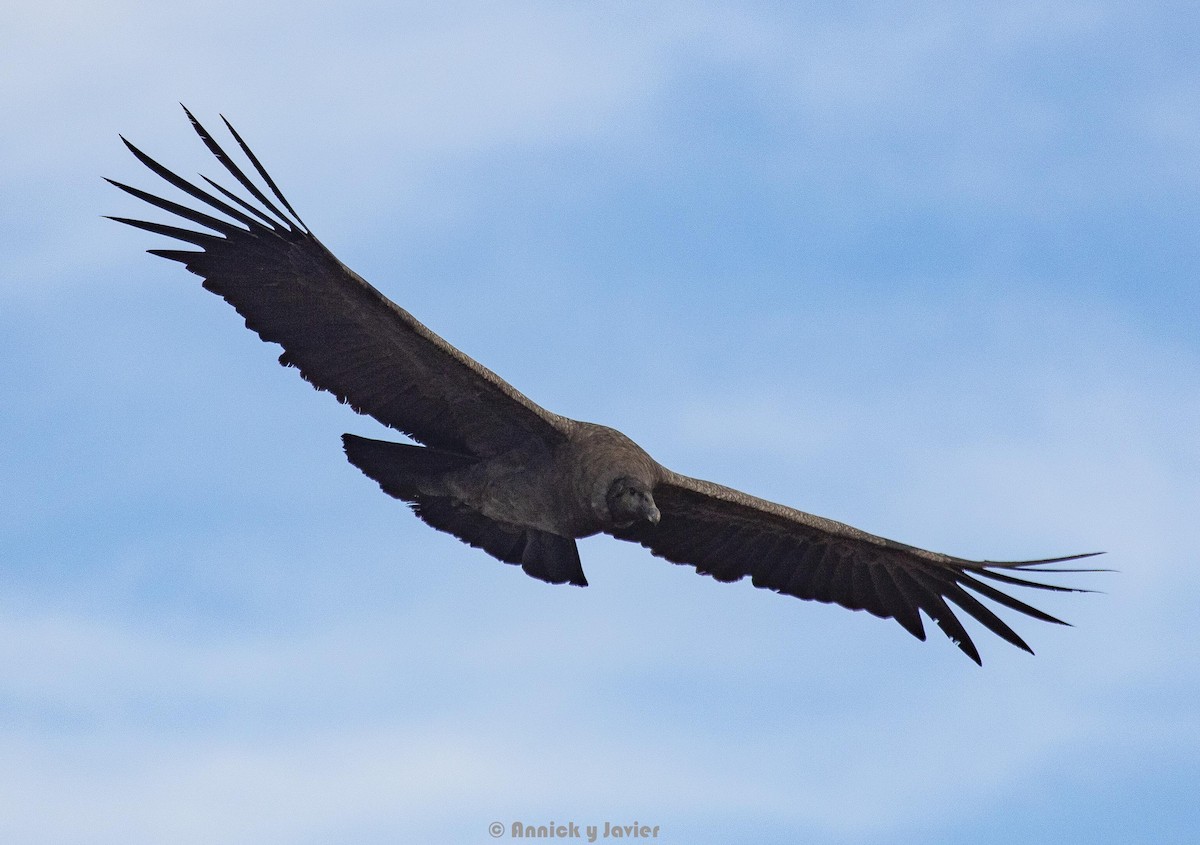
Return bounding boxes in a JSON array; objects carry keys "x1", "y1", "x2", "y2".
[{"x1": 606, "y1": 476, "x2": 661, "y2": 528}]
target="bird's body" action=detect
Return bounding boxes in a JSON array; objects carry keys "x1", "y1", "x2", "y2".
[
  {"x1": 341, "y1": 421, "x2": 663, "y2": 587},
  {"x1": 354, "y1": 421, "x2": 661, "y2": 538},
  {"x1": 110, "y1": 108, "x2": 1100, "y2": 663}
]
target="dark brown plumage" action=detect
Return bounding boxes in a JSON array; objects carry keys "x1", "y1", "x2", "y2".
[{"x1": 110, "y1": 108, "x2": 1101, "y2": 664}]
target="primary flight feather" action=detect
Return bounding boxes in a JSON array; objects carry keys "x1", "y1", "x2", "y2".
[{"x1": 110, "y1": 107, "x2": 1100, "y2": 664}]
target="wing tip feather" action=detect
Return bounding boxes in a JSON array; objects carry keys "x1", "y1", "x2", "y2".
[{"x1": 984, "y1": 550, "x2": 1106, "y2": 569}]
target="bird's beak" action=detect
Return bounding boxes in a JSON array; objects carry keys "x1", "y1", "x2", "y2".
[{"x1": 646, "y1": 504, "x2": 661, "y2": 525}]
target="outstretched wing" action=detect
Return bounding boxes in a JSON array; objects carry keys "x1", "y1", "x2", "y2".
[
  {"x1": 614, "y1": 472, "x2": 1101, "y2": 664},
  {"x1": 108, "y1": 107, "x2": 571, "y2": 457}
]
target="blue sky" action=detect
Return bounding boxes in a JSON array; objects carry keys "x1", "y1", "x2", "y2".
[{"x1": 3, "y1": 2, "x2": 1198, "y2": 843}]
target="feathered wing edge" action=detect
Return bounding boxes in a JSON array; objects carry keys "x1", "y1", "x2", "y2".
[
  {"x1": 107, "y1": 106, "x2": 307, "y2": 247},
  {"x1": 107, "y1": 106, "x2": 572, "y2": 457},
  {"x1": 616, "y1": 474, "x2": 1104, "y2": 664}
]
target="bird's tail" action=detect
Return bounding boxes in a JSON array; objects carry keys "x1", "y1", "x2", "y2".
[
  {"x1": 341, "y1": 433, "x2": 587, "y2": 586},
  {"x1": 341, "y1": 433, "x2": 477, "y2": 500}
]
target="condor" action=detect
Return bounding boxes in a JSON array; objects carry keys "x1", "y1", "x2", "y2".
[{"x1": 109, "y1": 108, "x2": 1100, "y2": 664}]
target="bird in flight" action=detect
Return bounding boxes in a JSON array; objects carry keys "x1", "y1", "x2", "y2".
[{"x1": 109, "y1": 107, "x2": 1100, "y2": 664}]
